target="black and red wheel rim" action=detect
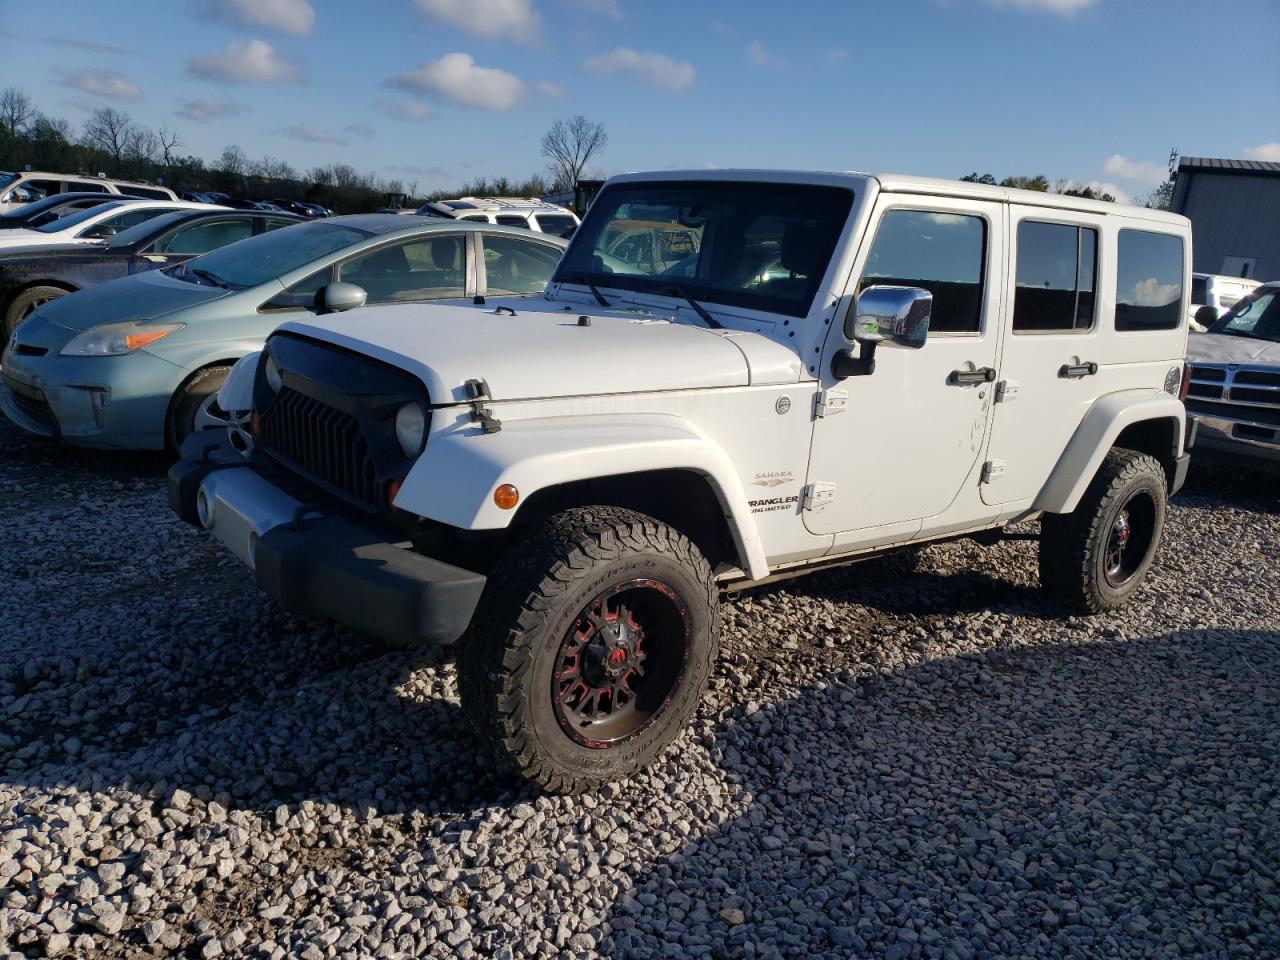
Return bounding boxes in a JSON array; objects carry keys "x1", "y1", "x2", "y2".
[
  {"x1": 552, "y1": 578, "x2": 690, "y2": 748},
  {"x1": 1103, "y1": 490, "x2": 1157, "y2": 588}
]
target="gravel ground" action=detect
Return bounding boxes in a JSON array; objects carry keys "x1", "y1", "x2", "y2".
[{"x1": 0, "y1": 417, "x2": 1277, "y2": 960}]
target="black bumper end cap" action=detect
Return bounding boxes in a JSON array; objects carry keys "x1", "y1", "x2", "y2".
[
  {"x1": 254, "y1": 516, "x2": 486, "y2": 647},
  {"x1": 167, "y1": 429, "x2": 242, "y2": 526}
]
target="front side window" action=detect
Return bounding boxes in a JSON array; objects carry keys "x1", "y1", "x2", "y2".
[
  {"x1": 554, "y1": 180, "x2": 852, "y2": 318},
  {"x1": 482, "y1": 235, "x2": 562, "y2": 295},
  {"x1": 859, "y1": 209, "x2": 987, "y2": 334},
  {"x1": 339, "y1": 234, "x2": 467, "y2": 303},
  {"x1": 1115, "y1": 230, "x2": 1184, "y2": 332},
  {"x1": 152, "y1": 217, "x2": 255, "y2": 255},
  {"x1": 1013, "y1": 221, "x2": 1097, "y2": 332}
]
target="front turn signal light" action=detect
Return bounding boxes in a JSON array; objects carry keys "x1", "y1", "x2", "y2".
[{"x1": 494, "y1": 484, "x2": 519, "y2": 510}]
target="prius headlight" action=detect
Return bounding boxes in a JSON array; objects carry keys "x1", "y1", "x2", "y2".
[
  {"x1": 394, "y1": 401, "x2": 426, "y2": 457},
  {"x1": 60, "y1": 321, "x2": 184, "y2": 357}
]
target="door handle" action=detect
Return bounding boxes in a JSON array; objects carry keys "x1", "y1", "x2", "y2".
[
  {"x1": 949, "y1": 366, "x2": 997, "y2": 386},
  {"x1": 1059, "y1": 361, "x2": 1099, "y2": 379}
]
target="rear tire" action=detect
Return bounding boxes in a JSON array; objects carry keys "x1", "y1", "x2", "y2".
[
  {"x1": 4, "y1": 285, "x2": 68, "y2": 339},
  {"x1": 1039, "y1": 449, "x2": 1168, "y2": 614},
  {"x1": 458, "y1": 506, "x2": 719, "y2": 794},
  {"x1": 167, "y1": 365, "x2": 232, "y2": 452}
]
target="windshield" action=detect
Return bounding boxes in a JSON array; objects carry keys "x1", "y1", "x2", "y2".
[
  {"x1": 1211, "y1": 288, "x2": 1280, "y2": 343},
  {"x1": 106, "y1": 211, "x2": 190, "y2": 248},
  {"x1": 180, "y1": 220, "x2": 369, "y2": 288},
  {"x1": 553, "y1": 180, "x2": 853, "y2": 318},
  {"x1": 34, "y1": 201, "x2": 127, "y2": 233}
]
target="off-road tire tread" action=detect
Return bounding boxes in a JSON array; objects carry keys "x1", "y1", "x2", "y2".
[
  {"x1": 458, "y1": 505, "x2": 718, "y2": 794},
  {"x1": 1039, "y1": 448, "x2": 1166, "y2": 614}
]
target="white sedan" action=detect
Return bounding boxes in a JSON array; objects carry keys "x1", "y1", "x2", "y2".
[{"x1": 0, "y1": 200, "x2": 218, "y2": 251}]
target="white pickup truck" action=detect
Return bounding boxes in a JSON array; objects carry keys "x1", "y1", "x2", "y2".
[{"x1": 170, "y1": 169, "x2": 1195, "y2": 792}]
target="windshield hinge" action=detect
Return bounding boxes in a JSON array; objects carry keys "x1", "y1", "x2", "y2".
[
  {"x1": 464, "y1": 378, "x2": 502, "y2": 434},
  {"x1": 815, "y1": 389, "x2": 849, "y2": 418},
  {"x1": 802, "y1": 482, "x2": 837, "y2": 511}
]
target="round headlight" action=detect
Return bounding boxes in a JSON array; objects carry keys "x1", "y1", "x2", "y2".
[
  {"x1": 395, "y1": 401, "x2": 426, "y2": 457},
  {"x1": 1164, "y1": 365, "x2": 1181, "y2": 396},
  {"x1": 264, "y1": 352, "x2": 283, "y2": 393}
]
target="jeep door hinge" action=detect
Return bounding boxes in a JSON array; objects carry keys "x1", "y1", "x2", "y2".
[
  {"x1": 814, "y1": 389, "x2": 848, "y2": 418},
  {"x1": 802, "y1": 481, "x2": 837, "y2": 511},
  {"x1": 980, "y1": 460, "x2": 1006, "y2": 484},
  {"x1": 995, "y1": 380, "x2": 1020, "y2": 403}
]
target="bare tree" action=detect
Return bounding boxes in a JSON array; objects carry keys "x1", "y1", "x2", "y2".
[
  {"x1": 541, "y1": 115, "x2": 607, "y2": 192},
  {"x1": 82, "y1": 107, "x2": 139, "y2": 173},
  {"x1": 0, "y1": 86, "x2": 34, "y2": 137},
  {"x1": 158, "y1": 126, "x2": 181, "y2": 169},
  {"x1": 126, "y1": 127, "x2": 159, "y2": 165},
  {"x1": 217, "y1": 144, "x2": 248, "y2": 177}
]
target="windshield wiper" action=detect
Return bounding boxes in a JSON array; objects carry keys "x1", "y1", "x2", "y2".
[
  {"x1": 565, "y1": 273, "x2": 611, "y2": 308},
  {"x1": 658, "y1": 285, "x2": 723, "y2": 329},
  {"x1": 189, "y1": 267, "x2": 227, "y2": 288}
]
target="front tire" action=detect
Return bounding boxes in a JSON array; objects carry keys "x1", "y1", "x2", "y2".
[
  {"x1": 4, "y1": 285, "x2": 68, "y2": 339},
  {"x1": 1039, "y1": 449, "x2": 1168, "y2": 614},
  {"x1": 458, "y1": 506, "x2": 719, "y2": 794},
  {"x1": 167, "y1": 365, "x2": 232, "y2": 452}
]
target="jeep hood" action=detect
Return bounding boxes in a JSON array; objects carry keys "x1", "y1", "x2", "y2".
[
  {"x1": 278, "y1": 300, "x2": 804, "y2": 403},
  {"x1": 39, "y1": 267, "x2": 232, "y2": 332},
  {"x1": 1188, "y1": 333, "x2": 1280, "y2": 366}
]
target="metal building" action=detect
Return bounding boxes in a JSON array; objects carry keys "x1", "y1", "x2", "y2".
[{"x1": 1171, "y1": 156, "x2": 1280, "y2": 282}]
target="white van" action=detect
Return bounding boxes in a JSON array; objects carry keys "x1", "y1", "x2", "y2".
[{"x1": 0, "y1": 171, "x2": 177, "y2": 214}]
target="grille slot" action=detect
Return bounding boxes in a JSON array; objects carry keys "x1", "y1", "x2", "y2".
[
  {"x1": 3, "y1": 375, "x2": 55, "y2": 428},
  {"x1": 259, "y1": 387, "x2": 378, "y2": 508}
]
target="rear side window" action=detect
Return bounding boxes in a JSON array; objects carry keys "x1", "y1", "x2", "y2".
[
  {"x1": 1115, "y1": 230, "x2": 1184, "y2": 332},
  {"x1": 1013, "y1": 221, "x2": 1097, "y2": 332},
  {"x1": 496, "y1": 215, "x2": 528, "y2": 227},
  {"x1": 116, "y1": 185, "x2": 172, "y2": 200},
  {"x1": 1190, "y1": 277, "x2": 1207, "y2": 305},
  {"x1": 859, "y1": 209, "x2": 987, "y2": 334},
  {"x1": 482, "y1": 234, "x2": 562, "y2": 295},
  {"x1": 535, "y1": 214, "x2": 577, "y2": 235},
  {"x1": 68, "y1": 180, "x2": 109, "y2": 193}
]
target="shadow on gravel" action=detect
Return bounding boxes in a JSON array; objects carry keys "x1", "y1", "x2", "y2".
[
  {"x1": 1181, "y1": 459, "x2": 1279, "y2": 515},
  {"x1": 607, "y1": 629, "x2": 1280, "y2": 959}
]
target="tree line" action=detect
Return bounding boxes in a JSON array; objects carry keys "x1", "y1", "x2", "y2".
[
  {"x1": 959, "y1": 172, "x2": 1173, "y2": 209},
  {"x1": 0, "y1": 85, "x2": 610, "y2": 214}
]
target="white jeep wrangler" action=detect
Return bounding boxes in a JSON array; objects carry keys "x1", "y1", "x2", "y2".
[{"x1": 170, "y1": 170, "x2": 1195, "y2": 793}]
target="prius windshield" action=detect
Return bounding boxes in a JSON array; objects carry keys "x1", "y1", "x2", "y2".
[
  {"x1": 553, "y1": 180, "x2": 853, "y2": 318},
  {"x1": 179, "y1": 220, "x2": 369, "y2": 288}
]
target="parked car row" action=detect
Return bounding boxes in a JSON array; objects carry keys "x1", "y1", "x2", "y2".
[
  {"x1": 180, "y1": 192, "x2": 333, "y2": 218},
  {"x1": 1, "y1": 213, "x2": 566, "y2": 448}
]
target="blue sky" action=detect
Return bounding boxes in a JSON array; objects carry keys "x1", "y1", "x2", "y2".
[{"x1": 2, "y1": 0, "x2": 1277, "y2": 200}]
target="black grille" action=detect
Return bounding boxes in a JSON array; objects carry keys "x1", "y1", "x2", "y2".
[
  {"x1": 1236, "y1": 369, "x2": 1280, "y2": 388},
  {"x1": 3, "y1": 375, "x2": 55, "y2": 428},
  {"x1": 1187, "y1": 383, "x2": 1223, "y2": 400},
  {"x1": 259, "y1": 387, "x2": 378, "y2": 508},
  {"x1": 1190, "y1": 365, "x2": 1226, "y2": 382}
]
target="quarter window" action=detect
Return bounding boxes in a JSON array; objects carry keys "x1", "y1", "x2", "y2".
[
  {"x1": 859, "y1": 209, "x2": 987, "y2": 334},
  {"x1": 496, "y1": 215, "x2": 529, "y2": 228},
  {"x1": 263, "y1": 267, "x2": 331, "y2": 311},
  {"x1": 1013, "y1": 221, "x2": 1097, "y2": 332},
  {"x1": 1115, "y1": 230, "x2": 1184, "y2": 332}
]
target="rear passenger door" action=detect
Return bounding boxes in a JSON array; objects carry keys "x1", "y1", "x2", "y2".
[
  {"x1": 980, "y1": 207, "x2": 1106, "y2": 506},
  {"x1": 477, "y1": 233, "x2": 564, "y2": 296}
]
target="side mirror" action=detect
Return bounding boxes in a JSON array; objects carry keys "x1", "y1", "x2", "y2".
[
  {"x1": 833, "y1": 285, "x2": 932, "y2": 379},
  {"x1": 1194, "y1": 304, "x2": 1219, "y2": 329},
  {"x1": 84, "y1": 224, "x2": 116, "y2": 239},
  {"x1": 317, "y1": 282, "x2": 367, "y2": 314}
]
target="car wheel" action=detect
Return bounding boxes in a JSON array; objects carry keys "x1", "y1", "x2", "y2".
[
  {"x1": 1039, "y1": 449, "x2": 1168, "y2": 614},
  {"x1": 4, "y1": 285, "x2": 68, "y2": 339},
  {"x1": 167, "y1": 365, "x2": 232, "y2": 452},
  {"x1": 458, "y1": 506, "x2": 719, "y2": 794}
]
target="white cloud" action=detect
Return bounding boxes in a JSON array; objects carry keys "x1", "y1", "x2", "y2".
[
  {"x1": 1102, "y1": 154, "x2": 1167, "y2": 186},
  {"x1": 536, "y1": 80, "x2": 567, "y2": 98},
  {"x1": 413, "y1": 0, "x2": 539, "y2": 41},
  {"x1": 199, "y1": 0, "x2": 315, "y2": 35},
  {"x1": 55, "y1": 68, "x2": 141, "y2": 102},
  {"x1": 175, "y1": 96, "x2": 249, "y2": 123},
  {"x1": 561, "y1": 0, "x2": 622, "y2": 17},
  {"x1": 1243, "y1": 142, "x2": 1280, "y2": 161},
  {"x1": 388, "y1": 53, "x2": 527, "y2": 111},
  {"x1": 988, "y1": 0, "x2": 1096, "y2": 13},
  {"x1": 1127, "y1": 278, "x2": 1180, "y2": 307},
  {"x1": 187, "y1": 39, "x2": 303, "y2": 84},
  {"x1": 581, "y1": 47, "x2": 695, "y2": 92},
  {"x1": 746, "y1": 40, "x2": 781, "y2": 67},
  {"x1": 280, "y1": 124, "x2": 344, "y2": 144},
  {"x1": 378, "y1": 99, "x2": 434, "y2": 123}
]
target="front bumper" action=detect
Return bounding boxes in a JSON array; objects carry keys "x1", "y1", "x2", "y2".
[
  {"x1": 168, "y1": 434, "x2": 486, "y2": 646},
  {"x1": 1191, "y1": 412, "x2": 1280, "y2": 466}
]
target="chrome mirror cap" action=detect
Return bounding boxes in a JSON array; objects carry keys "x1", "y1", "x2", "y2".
[{"x1": 850, "y1": 285, "x2": 932, "y2": 349}]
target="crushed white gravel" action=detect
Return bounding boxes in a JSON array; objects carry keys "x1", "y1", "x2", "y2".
[{"x1": 0, "y1": 419, "x2": 1276, "y2": 959}]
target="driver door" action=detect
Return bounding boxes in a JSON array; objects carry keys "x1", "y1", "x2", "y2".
[{"x1": 805, "y1": 196, "x2": 1007, "y2": 543}]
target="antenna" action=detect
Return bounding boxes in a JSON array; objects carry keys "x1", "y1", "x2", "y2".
[{"x1": 1167, "y1": 148, "x2": 1180, "y2": 178}]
